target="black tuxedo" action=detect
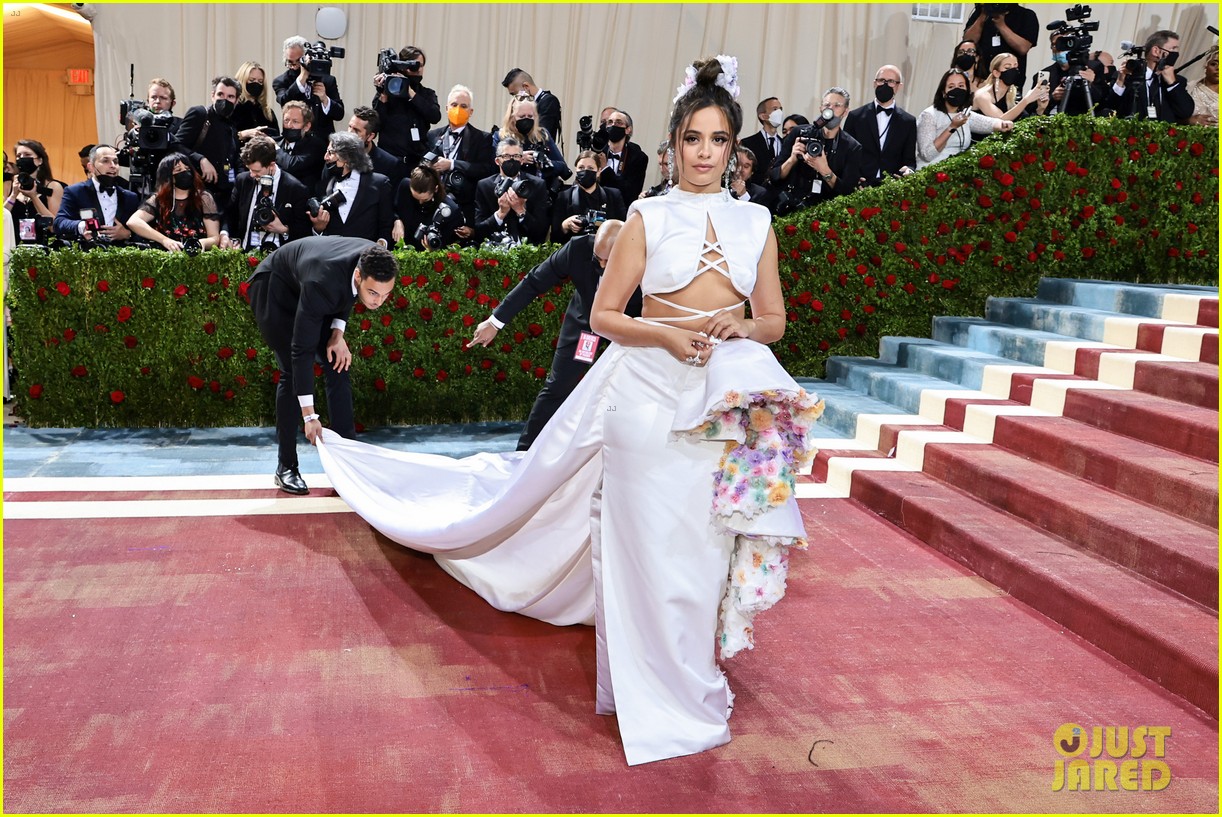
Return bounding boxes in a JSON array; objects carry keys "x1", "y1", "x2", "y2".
[
  {"x1": 492, "y1": 234, "x2": 642, "y2": 449},
  {"x1": 551, "y1": 183, "x2": 626, "y2": 244},
  {"x1": 473, "y1": 173, "x2": 550, "y2": 245},
  {"x1": 599, "y1": 141, "x2": 648, "y2": 204},
  {"x1": 225, "y1": 168, "x2": 311, "y2": 249},
  {"x1": 1110, "y1": 67, "x2": 1195, "y2": 122},
  {"x1": 247, "y1": 236, "x2": 375, "y2": 467},
  {"x1": 175, "y1": 105, "x2": 240, "y2": 202},
  {"x1": 369, "y1": 144, "x2": 406, "y2": 190},
  {"x1": 843, "y1": 102, "x2": 918, "y2": 186},
  {"x1": 741, "y1": 130, "x2": 784, "y2": 186},
  {"x1": 54, "y1": 179, "x2": 142, "y2": 241},
  {"x1": 373, "y1": 81, "x2": 442, "y2": 164},
  {"x1": 273, "y1": 69, "x2": 345, "y2": 136},
  {"x1": 315, "y1": 171, "x2": 395, "y2": 246},
  {"x1": 732, "y1": 181, "x2": 774, "y2": 212},
  {"x1": 772, "y1": 129, "x2": 863, "y2": 208},
  {"x1": 534, "y1": 89, "x2": 563, "y2": 145},
  {"x1": 276, "y1": 131, "x2": 328, "y2": 193},
  {"x1": 426, "y1": 124, "x2": 496, "y2": 223}
]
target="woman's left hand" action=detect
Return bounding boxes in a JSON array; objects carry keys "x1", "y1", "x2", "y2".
[{"x1": 701, "y1": 312, "x2": 751, "y2": 342}]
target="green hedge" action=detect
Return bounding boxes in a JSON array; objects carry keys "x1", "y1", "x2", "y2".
[{"x1": 8, "y1": 116, "x2": 1217, "y2": 428}]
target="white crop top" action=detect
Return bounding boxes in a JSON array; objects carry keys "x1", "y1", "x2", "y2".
[{"x1": 626, "y1": 189, "x2": 772, "y2": 298}]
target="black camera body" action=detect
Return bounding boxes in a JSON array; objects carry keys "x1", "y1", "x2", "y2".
[
  {"x1": 575, "y1": 115, "x2": 609, "y2": 152},
  {"x1": 252, "y1": 176, "x2": 277, "y2": 227},
  {"x1": 493, "y1": 174, "x2": 532, "y2": 199},
  {"x1": 377, "y1": 48, "x2": 420, "y2": 76},
  {"x1": 303, "y1": 41, "x2": 345, "y2": 82},
  {"x1": 420, "y1": 150, "x2": 441, "y2": 167},
  {"x1": 980, "y1": 3, "x2": 1017, "y2": 16},
  {"x1": 795, "y1": 125, "x2": 825, "y2": 156},
  {"x1": 181, "y1": 236, "x2": 204, "y2": 257},
  {"x1": 1049, "y1": 5, "x2": 1099, "y2": 70},
  {"x1": 307, "y1": 189, "x2": 347, "y2": 218},
  {"x1": 413, "y1": 200, "x2": 466, "y2": 249},
  {"x1": 577, "y1": 208, "x2": 607, "y2": 236}
]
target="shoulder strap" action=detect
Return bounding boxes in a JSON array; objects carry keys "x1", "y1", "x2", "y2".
[{"x1": 193, "y1": 117, "x2": 212, "y2": 152}]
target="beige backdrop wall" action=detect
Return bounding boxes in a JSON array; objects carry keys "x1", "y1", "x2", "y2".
[{"x1": 66, "y1": 2, "x2": 1222, "y2": 171}]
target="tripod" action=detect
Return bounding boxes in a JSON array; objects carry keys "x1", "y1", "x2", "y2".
[{"x1": 1059, "y1": 73, "x2": 1096, "y2": 116}]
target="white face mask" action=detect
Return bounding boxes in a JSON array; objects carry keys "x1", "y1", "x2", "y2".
[{"x1": 767, "y1": 109, "x2": 785, "y2": 128}]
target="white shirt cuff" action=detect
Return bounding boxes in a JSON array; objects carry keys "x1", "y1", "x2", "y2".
[
  {"x1": 296, "y1": 78, "x2": 310, "y2": 95},
  {"x1": 330, "y1": 318, "x2": 346, "y2": 332},
  {"x1": 297, "y1": 395, "x2": 314, "y2": 408},
  {"x1": 488, "y1": 315, "x2": 505, "y2": 330}
]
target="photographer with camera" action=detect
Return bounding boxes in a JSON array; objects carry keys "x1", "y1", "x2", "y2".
[
  {"x1": 470, "y1": 219, "x2": 640, "y2": 450},
  {"x1": 424, "y1": 85, "x2": 496, "y2": 229},
  {"x1": 308, "y1": 132, "x2": 394, "y2": 246},
  {"x1": 474, "y1": 137, "x2": 549, "y2": 246},
  {"x1": 175, "y1": 76, "x2": 242, "y2": 206},
  {"x1": 126, "y1": 153, "x2": 221, "y2": 252},
  {"x1": 54, "y1": 145, "x2": 140, "y2": 246},
  {"x1": 494, "y1": 96, "x2": 571, "y2": 200},
  {"x1": 233, "y1": 61, "x2": 281, "y2": 144},
  {"x1": 974, "y1": 52, "x2": 1050, "y2": 123},
  {"x1": 1111, "y1": 30, "x2": 1194, "y2": 122},
  {"x1": 1034, "y1": 14, "x2": 1106, "y2": 116},
  {"x1": 598, "y1": 110, "x2": 649, "y2": 204},
  {"x1": 5, "y1": 140, "x2": 65, "y2": 241},
  {"x1": 640, "y1": 140, "x2": 672, "y2": 199},
  {"x1": 115, "y1": 78, "x2": 181, "y2": 198},
  {"x1": 552, "y1": 150, "x2": 626, "y2": 245},
  {"x1": 502, "y1": 68, "x2": 563, "y2": 147},
  {"x1": 963, "y1": 4, "x2": 1040, "y2": 92},
  {"x1": 276, "y1": 101, "x2": 328, "y2": 193},
  {"x1": 392, "y1": 165, "x2": 466, "y2": 250},
  {"x1": 348, "y1": 106, "x2": 405, "y2": 190},
  {"x1": 220, "y1": 135, "x2": 309, "y2": 252},
  {"x1": 273, "y1": 35, "x2": 345, "y2": 137},
  {"x1": 917, "y1": 69, "x2": 1012, "y2": 169},
  {"x1": 372, "y1": 45, "x2": 441, "y2": 170},
  {"x1": 771, "y1": 88, "x2": 862, "y2": 211}
]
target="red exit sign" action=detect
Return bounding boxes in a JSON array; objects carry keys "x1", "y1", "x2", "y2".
[{"x1": 66, "y1": 68, "x2": 93, "y2": 86}]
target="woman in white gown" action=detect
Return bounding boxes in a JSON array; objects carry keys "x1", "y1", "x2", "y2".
[{"x1": 318, "y1": 56, "x2": 822, "y2": 766}]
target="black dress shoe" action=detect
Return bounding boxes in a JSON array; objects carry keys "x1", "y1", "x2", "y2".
[{"x1": 274, "y1": 464, "x2": 310, "y2": 495}]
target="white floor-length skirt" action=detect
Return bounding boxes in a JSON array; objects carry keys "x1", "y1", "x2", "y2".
[{"x1": 318, "y1": 339, "x2": 813, "y2": 765}]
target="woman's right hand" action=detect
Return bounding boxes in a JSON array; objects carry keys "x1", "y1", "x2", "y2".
[
  {"x1": 161, "y1": 236, "x2": 183, "y2": 252},
  {"x1": 664, "y1": 327, "x2": 716, "y2": 366},
  {"x1": 561, "y1": 215, "x2": 583, "y2": 234},
  {"x1": 392, "y1": 220, "x2": 405, "y2": 243}
]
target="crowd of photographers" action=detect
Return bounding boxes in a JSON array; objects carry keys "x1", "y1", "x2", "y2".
[{"x1": 5, "y1": 4, "x2": 1215, "y2": 256}]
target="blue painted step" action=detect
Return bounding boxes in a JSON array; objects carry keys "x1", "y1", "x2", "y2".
[
  {"x1": 985, "y1": 297, "x2": 1134, "y2": 344},
  {"x1": 826, "y1": 355, "x2": 973, "y2": 416},
  {"x1": 932, "y1": 316, "x2": 1088, "y2": 367},
  {"x1": 796, "y1": 378, "x2": 914, "y2": 440},
  {"x1": 1037, "y1": 278, "x2": 1218, "y2": 319}
]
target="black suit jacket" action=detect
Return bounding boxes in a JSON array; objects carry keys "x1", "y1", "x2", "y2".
[
  {"x1": 473, "y1": 174, "x2": 550, "y2": 244},
  {"x1": 276, "y1": 132, "x2": 328, "y2": 193},
  {"x1": 534, "y1": 89, "x2": 563, "y2": 145},
  {"x1": 740, "y1": 130, "x2": 783, "y2": 186},
  {"x1": 248, "y1": 235, "x2": 373, "y2": 395},
  {"x1": 54, "y1": 179, "x2": 142, "y2": 238},
  {"x1": 599, "y1": 141, "x2": 648, "y2": 204},
  {"x1": 1110, "y1": 69, "x2": 1195, "y2": 122},
  {"x1": 492, "y1": 234, "x2": 642, "y2": 346},
  {"x1": 373, "y1": 81, "x2": 442, "y2": 163},
  {"x1": 425, "y1": 124, "x2": 497, "y2": 219},
  {"x1": 273, "y1": 69, "x2": 344, "y2": 136},
  {"x1": 316, "y1": 171, "x2": 395, "y2": 246},
  {"x1": 843, "y1": 103, "x2": 918, "y2": 185},
  {"x1": 175, "y1": 105, "x2": 240, "y2": 200},
  {"x1": 369, "y1": 144, "x2": 406, "y2": 190},
  {"x1": 772, "y1": 129, "x2": 863, "y2": 205},
  {"x1": 225, "y1": 168, "x2": 311, "y2": 247}
]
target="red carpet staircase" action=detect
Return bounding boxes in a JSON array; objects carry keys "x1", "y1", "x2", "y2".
[{"x1": 798, "y1": 277, "x2": 1219, "y2": 719}]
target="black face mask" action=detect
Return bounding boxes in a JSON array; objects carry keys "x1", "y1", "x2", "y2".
[
  {"x1": 515, "y1": 118, "x2": 535, "y2": 136},
  {"x1": 15, "y1": 157, "x2": 37, "y2": 174},
  {"x1": 954, "y1": 53, "x2": 976, "y2": 71},
  {"x1": 282, "y1": 127, "x2": 303, "y2": 143},
  {"x1": 324, "y1": 161, "x2": 343, "y2": 179},
  {"x1": 576, "y1": 169, "x2": 598, "y2": 189},
  {"x1": 999, "y1": 68, "x2": 1022, "y2": 86},
  {"x1": 945, "y1": 87, "x2": 970, "y2": 109},
  {"x1": 212, "y1": 98, "x2": 235, "y2": 119},
  {"x1": 172, "y1": 170, "x2": 195, "y2": 190},
  {"x1": 605, "y1": 125, "x2": 627, "y2": 143},
  {"x1": 96, "y1": 175, "x2": 118, "y2": 194},
  {"x1": 874, "y1": 83, "x2": 895, "y2": 104},
  {"x1": 500, "y1": 158, "x2": 522, "y2": 177},
  {"x1": 245, "y1": 82, "x2": 265, "y2": 98},
  {"x1": 1104, "y1": 66, "x2": 1119, "y2": 84},
  {"x1": 1, "y1": 172, "x2": 11, "y2": 182}
]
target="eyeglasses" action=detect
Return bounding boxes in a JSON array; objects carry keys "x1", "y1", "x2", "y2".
[
  {"x1": 874, "y1": 78, "x2": 902, "y2": 87},
  {"x1": 958, "y1": 49, "x2": 977, "y2": 56},
  {"x1": 500, "y1": 153, "x2": 524, "y2": 160}
]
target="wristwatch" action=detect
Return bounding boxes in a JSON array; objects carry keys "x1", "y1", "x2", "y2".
[{"x1": 821, "y1": 171, "x2": 834, "y2": 181}]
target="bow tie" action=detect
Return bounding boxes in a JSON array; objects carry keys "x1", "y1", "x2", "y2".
[
  {"x1": 608, "y1": 152, "x2": 622, "y2": 160},
  {"x1": 877, "y1": 106, "x2": 894, "y2": 116}
]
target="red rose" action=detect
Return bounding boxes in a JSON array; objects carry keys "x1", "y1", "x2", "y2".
[
  {"x1": 1081, "y1": 247, "x2": 1096, "y2": 259},
  {"x1": 419, "y1": 307, "x2": 433, "y2": 322},
  {"x1": 63, "y1": 328, "x2": 76, "y2": 341},
  {"x1": 395, "y1": 296, "x2": 408, "y2": 309},
  {"x1": 27, "y1": 267, "x2": 37, "y2": 280},
  {"x1": 783, "y1": 224, "x2": 797, "y2": 236},
  {"x1": 462, "y1": 314, "x2": 475, "y2": 327},
  {"x1": 247, "y1": 256, "x2": 259, "y2": 268},
  {"x1": 313, "y1": 363, "x2": 324, "y2": 377},
  {"x1": 433, "y1": 260, "x2": 445, "y2": 273},
  {"x1": 203, "y1": 321, "x2": 216, "y2": 335},
  {"x1": 382, "y1": 334, "x2": 394, "y2": 346},
  {"x1": 942, "y1": 279, "x2": 958, "y2": 290},
  {"x1": 798, "y1": 239, "x2": 812, "y2": 252},
  {"x1": 447, "y1": 300, "x2": 459, "y2": 313},
  {"x1": 142, "y1": 277, "x2": 156, "y2": 289},
  {"x1": 375, "y1": 378, "x2": 387, "y2": 392},
  {"x1": 360, "y1": 345, "x2": 375, "y2": 358},
  {"x1": 999, "y1": 173, "x2": 1014, "y2": 186},
  {"x1": 380, "y1": 313, "x2": 392, "y2": 327},
  {"x1": 902, "y1": 282, "x2": 916, "y2": 294},
  {"x1": 428, "y1": 291, "x2": 442, "y2": 304},
  {"x1": 534, "y1": 367, "x2": 547, "y2": 379},
  {"x1": 71, "y1": 365, "x2": 87, "y2": 377},
  {"x1": 839, "y1": 309, "x2": 852, "y2": 321},
  {"x1": 811, "y1": 300, "x2": 824, "y2": 312},
  {"x1": 473, "y1": 258, "x2": 486, "y2": 270},
  {"x1": 1042, "y1": 161, "x2": 1056, "y2": 172},
  {"x1": 238, "y1": 281, "x2": 251, "y2": 300},
  {"x1": 1191, "y1": 142, "x2": 1204, "y2": 156},
  {"x1": 863, "y1": 276, "x2": 875, "y2": 288},
  {"x1": 1004, "y1": 231, "x2": 1018, "y2": 243},
  {"x1": 416, "y1": 275, "x2": 429, "y2": 287},
  {"x1": 414, "y1": 367, "x2": 426, "y2": 378},
  {"x1": 388, "y1": 350, "x2": 403, "y2": 363},
  {"x1": 218, "y1": 347, "x2": 234, "y2": 360},
  {"x1": 855, "y1": 264, "x2": 868, "y2": 275},
  {"x1": 1167, "y1": 247, "x2": 1181, "y2": 258},
  {"x1": 110, "y1": 390, "x2": 125, "y2": 404},
  {"x1": 173, "y1": 284, "x2": 189, "y2": 298},
  {"x1": 934, "y1": 172, "x2": 949, "y2": 183},
  {"x1": 979, "y1": 155, "x2": 996, "y2": 169},
  {"x1": 97, "y1": 280, "x2": 110, "y2": 293},
  {"x1": 124, "y1": 335, "x2": 138, "y2": 349},
  {"x1": 1147, "y1": 143, "x2": 1159, "y2": 155},
  {"x1": 893, "y1": 242, "x2": 906, "y2": 253},
  {"x1": 528, "y1": 323, "x2": 544, "y2": 337},
  {"x1": 209, "y1": 380, "x2": 221, "y2": 393},
  {"x1": 978, "y1": 195, "x2": 993, "y2": 208},
  {"x1": 494, "y1": 371, "x2": 507, "y2": 382},
  {"x1": 359, "y1": 318, "x2": 372, "y2": 331},
  {"x1": 925, "y1": 187, "x2": 937, "y2": 199},
  {"x1": 207, "y1": 273, "x2": 219, "y2": 284},
  {"x1": 29, "y1": 384, "x2": 43, "y2": 399},
  {"x1": 436, "y1": 370, "x2": 450, "y2": 382},
  {"x1": 55, "y1": 281, "x2": 71, "y2": 297}
]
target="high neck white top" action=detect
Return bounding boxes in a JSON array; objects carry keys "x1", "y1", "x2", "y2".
[{"x1": 627, "y1": 189, "x2": 771, "y2": 297}]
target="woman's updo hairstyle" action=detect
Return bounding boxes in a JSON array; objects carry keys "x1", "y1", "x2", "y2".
[{"x1": 667, "y1": 57, "x2": 743, "y2": 142}]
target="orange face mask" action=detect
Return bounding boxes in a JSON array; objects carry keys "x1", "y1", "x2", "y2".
[{"x1": 448, "y1": 106, "x2": 471, "y2": 127}]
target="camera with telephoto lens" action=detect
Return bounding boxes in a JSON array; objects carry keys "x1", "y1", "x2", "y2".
[
  {"x1": 795, "y1": 125, "x2": 825, "y2": 156},
  {"x1": 306, "y1": 188, "x2": 347, "y2": 218},
  {"x1": 303, "y1": 41, "x2": 345, "y2": 82},
  {"x1": 252, "y1": 175, "x2": 277, "y2": 227},
  {"x1": 576, "y1": 208, "x2": 607, "y2": 236},
  {"x1": 117, "y1": 102, "x2": 173, "y2": 196},
  {"x1": 412, "y1": 200, "x2": 466, "y2": 249},
  {"x1": 493, "y1": 174, "x2": 532, "y2": 199},
  {"x1": 377, "y1": 48, "x2": 420, "y2": 76},
  {"x1": 575, "y1": 115, "x2": 609, "y2": 152},
  {"x1": 1048, "y1": 5, "x2": 1099, "y2": 70},
  {"x1": 14, "y1": 156, "x2": 38, "y2": 192},
  {"x1": 523, "y1": 142, "x2": 554, "y2": 171}
]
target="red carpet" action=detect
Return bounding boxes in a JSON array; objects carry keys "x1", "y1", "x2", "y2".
[{"x1": 3, "y1": 488, "x2": 1217, "y2": 812}]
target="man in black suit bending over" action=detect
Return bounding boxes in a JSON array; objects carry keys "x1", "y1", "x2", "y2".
[
  {"x1": 273, "y1": 35, "x2": 345, "y2": 137},
  {"x1": 55, "y1": 145, "x2": 142, "y2": 244},
  {"x1": 470, "y1": 220, "x2": 641, "y2": 449},
  {"x1": 221, "y1": 135, "x2": 310, "y2": 251},
  {"x1": 843, "y1": 64, "x2": 917, "y2": 187},
  {"x1": 248, "y1": 237, "x2": 398, "y2": 494},
  {"x1": 309, "y1": 132, "x2": 395, "y2": 246}
]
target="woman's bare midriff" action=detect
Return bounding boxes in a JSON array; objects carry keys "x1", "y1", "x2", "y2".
[{"x1": 640, "y1": 271, "x2": 747, "y2": 325}]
